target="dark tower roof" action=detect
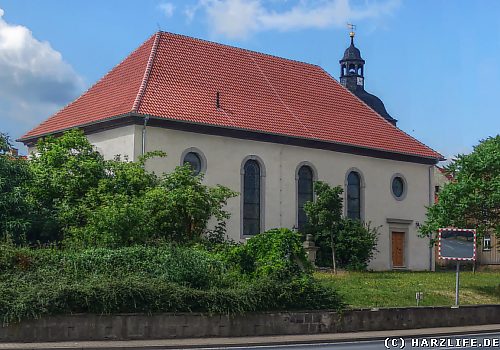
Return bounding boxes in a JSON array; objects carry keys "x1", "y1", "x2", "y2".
[
  {"x1": 355, "y1": 90, "x2": 397, "y2": 125},
  {"x1": 341, "y1": 35, "x2": 364, "y2": 62},
  {"x1": 339, "y1": 31, "x2": 397, "y2": 126}
]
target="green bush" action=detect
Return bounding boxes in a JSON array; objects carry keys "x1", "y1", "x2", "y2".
[
  {"x1": 0, "y1": 237, "x2": 344, "y2": 323},
  {"x1": 334, "y1": 219, "x2": 379, "y2": 270},
  {"x1": 224, "y1": 228, "x2": 311, "y2": 278}
]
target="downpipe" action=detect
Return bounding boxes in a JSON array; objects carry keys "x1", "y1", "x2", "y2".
[{"x1": 142, "y1": 116, "x2": 149, "y2": 157}]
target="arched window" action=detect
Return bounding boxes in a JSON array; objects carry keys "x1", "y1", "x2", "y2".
[
  {"x1": 347, "y1": 171, "x2": 361, "y2": 220},
  {"x1": 297, "y1": 165, "x2": 314, "y2": 231},
  {"x1": 243, "y1": 160, "x2": 261, "y2": 235}
]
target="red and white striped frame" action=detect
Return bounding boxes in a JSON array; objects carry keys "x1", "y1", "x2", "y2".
[{"x1": 438, "y1": 228, "x2": 477, "y2": 261}]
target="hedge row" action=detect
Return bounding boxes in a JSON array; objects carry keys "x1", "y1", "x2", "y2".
[{"x1": 0, "y1": 231, "x2": 344, "y2": 323}]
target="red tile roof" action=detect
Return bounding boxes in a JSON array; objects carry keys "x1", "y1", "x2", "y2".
[
  {"x1": 21, "y1": 32, "x2": 443, "y2": 161},
  {"x1": 436, "y1": 166, "x2": 454, "y2": 180}
]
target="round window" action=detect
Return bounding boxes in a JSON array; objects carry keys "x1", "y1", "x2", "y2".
[
  {"x1": 392, "y1": 176, "x2": 405, "y2": 199},
  {"x1": 183, "y1": 152, "x2": 202, "y2": 175}
]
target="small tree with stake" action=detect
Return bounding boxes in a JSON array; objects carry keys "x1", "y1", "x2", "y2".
[{"x1": 304, "y1": 181, "x2": 343, "y2": 273}]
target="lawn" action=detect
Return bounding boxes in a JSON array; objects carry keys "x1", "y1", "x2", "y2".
[{"x1": 315, "y1": 271, "x2": 500, "y2": 308}]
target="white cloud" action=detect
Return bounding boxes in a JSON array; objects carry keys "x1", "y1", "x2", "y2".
[
  {"x1": 0, "y1": 7, "x2": 83, "y2": 133},
  {"x1": 159, "y1": 2, "x2": 176, "y2": 18},
  {"x1": 186, "y1": 0, "x2": 400, "y2": 39}
]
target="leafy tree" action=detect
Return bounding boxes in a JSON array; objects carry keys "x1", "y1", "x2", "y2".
[
  {"x1": 29, "y1": 129, "x2": 106, "y2": 207},
  {"x1": 94, "y1": 152, "x2": 163, "y2": 198},
  {"x1": 0, "y1": 133, "x2": 32, "y2": 243},
  {"x1": 303, "y1": 181, "x2": 379, "y2": 271},
  {"x1": 420, "y1": 135, "x2": 500, "y2": 242},
  {"x1": 304, "y1": 181, "x2": 343, "y2": 273},
  {"x1": 334, "y1": 219, "x2": 379, "y2": 270},
  {"x1": 27, "y1": 131, "x2": 170, "y2": 245},
  {"x1": 154, "y1": 165, "x2": 236, "y2": 242},
  {"x1": 0, "y1": 132, "x2": 9, "y2": 153},
  {"x1": 71, "y1": 165, "x2": 236, "y2": 247},
  {"x1": 27, "y1": 130, "x2": 107, "y2": 242}
]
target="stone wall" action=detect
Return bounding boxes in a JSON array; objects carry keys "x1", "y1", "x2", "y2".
[{"x1": 1, "y1": 305, "x2": 500, "y2": 342}]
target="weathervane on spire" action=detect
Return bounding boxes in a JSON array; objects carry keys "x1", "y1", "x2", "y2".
[{"x1": 347, "y1": 23, "x2": 356, "y2": 44}]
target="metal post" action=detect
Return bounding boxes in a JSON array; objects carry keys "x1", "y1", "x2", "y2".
[{"x1": 455, "y1": 261, "x2": 460, "y2": 306}]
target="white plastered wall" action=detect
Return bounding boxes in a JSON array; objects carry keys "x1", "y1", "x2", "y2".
[
  {"x1": 131, "y1": 125, "x2": 435, "y2": 271},
  {"x1": 86, "y1": 125, "x2": 137, "y2": 161}
]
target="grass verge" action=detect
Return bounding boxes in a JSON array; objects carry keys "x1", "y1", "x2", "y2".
[{"x1": 316, "y1": 270, "x2": 500, "y2": 308}]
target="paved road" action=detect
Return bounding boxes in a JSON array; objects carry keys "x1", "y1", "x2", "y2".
[{"x1": 198, "y1": 332, "x2": 500, "y2": 350}]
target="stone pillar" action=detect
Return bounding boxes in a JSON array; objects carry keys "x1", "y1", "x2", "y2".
[{"x1": 303, "y1": 234, "x2": 319, "y2": 266}]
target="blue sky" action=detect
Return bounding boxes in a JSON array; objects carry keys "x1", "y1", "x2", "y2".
[{"x1": 0, "y1": 0, "x2": 499, "y2": 160}]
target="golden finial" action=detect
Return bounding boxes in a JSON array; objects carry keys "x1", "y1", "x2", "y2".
[{"x1": 347, "y1": 23, "x2": 356, "y2": 43}]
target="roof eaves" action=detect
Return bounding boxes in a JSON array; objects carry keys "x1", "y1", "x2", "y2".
[
  {"x1": 18, "y1": 111, "x2": 442, "y2": 163},
  {"x1": 16, "y1": 113, "x2": 137, "y2": 144},
  {"x1": 136, "y1": 113, "x2": 442, "y2": 163}
]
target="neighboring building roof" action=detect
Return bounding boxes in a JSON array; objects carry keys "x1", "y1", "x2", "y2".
[
  {"x1": 436, "y1": 166, "x2": 454, "y2": 181},
  {"x1": 20, "y1": 31, "x2": 443, "y2": 162}
]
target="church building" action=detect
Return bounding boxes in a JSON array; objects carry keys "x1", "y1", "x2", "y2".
[{"x1": 20, "y1": 31, "x2": 444, "y2": 270}]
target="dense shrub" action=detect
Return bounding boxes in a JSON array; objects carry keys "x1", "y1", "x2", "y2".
[
  {"x1": 225, "y1": 228, "x2": 311, "y2": 278},
  {"x1": 333, "y1": 219, "x2": 379, "y2": 270},
  {"x1": 0, "y1": 232, "x2": 344, "y2": 323}
]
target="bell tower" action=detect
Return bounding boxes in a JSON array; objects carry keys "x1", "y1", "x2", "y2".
[
  {"x1": 339, "y1": 26, "x2": 365, "y2": 93},
  {"x1": 339, "y1": 25, "x2": 398, "y2": 126}
]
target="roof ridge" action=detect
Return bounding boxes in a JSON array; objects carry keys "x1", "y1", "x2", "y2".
[
  {"x1": 159, "y1": 30, "x2": 320, "y2": 69},
  {"x1": 132, "y1": 31, "x2": 162, "y2": 113},
  {"x1": 318, "y1": 67, "x2": 443, "y2": 160}
]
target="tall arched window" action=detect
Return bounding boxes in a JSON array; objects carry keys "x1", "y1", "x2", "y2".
[
  {"x1": 347, "y1": 171, "x2": 361, "y2": 220},
  {"x1": 243, "y1": 160, "x2": 261, "y2": 235},
  {"x1": 297, "y1": 165, "x2": 314, "y2": 231}
]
